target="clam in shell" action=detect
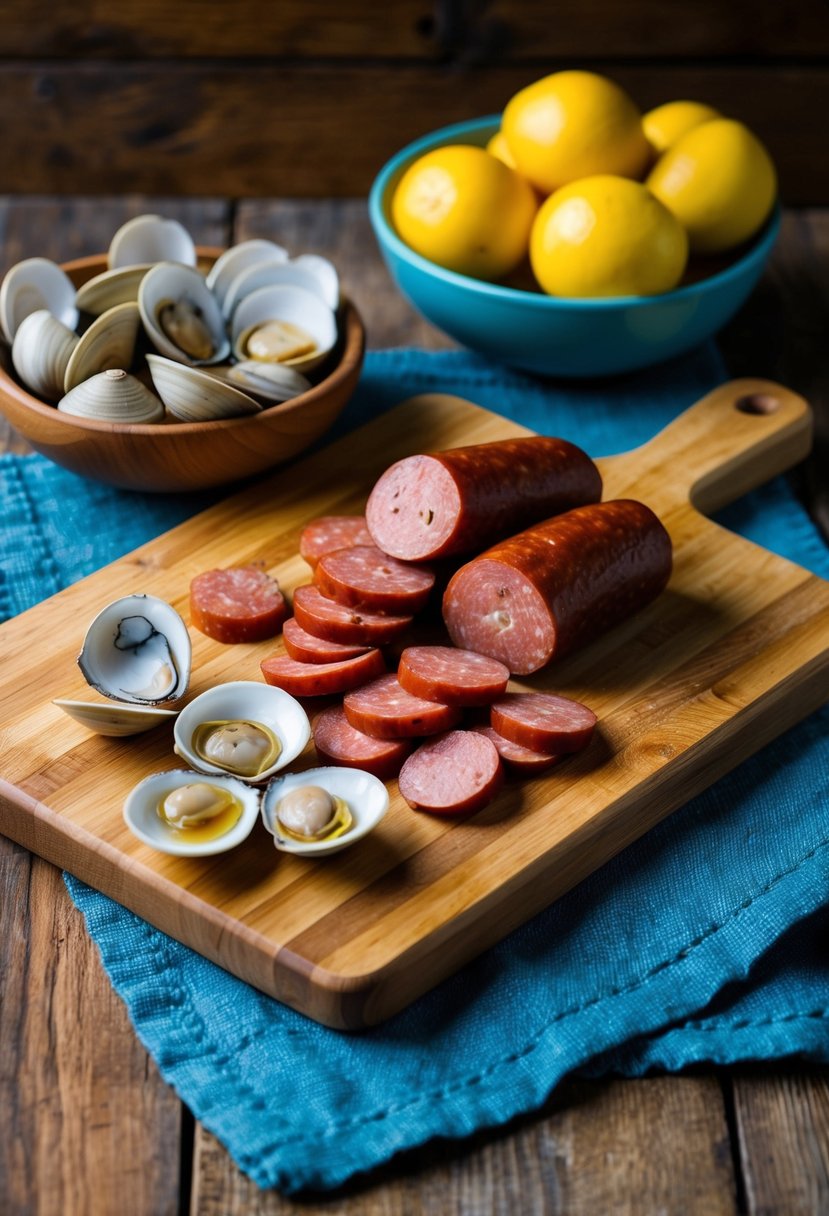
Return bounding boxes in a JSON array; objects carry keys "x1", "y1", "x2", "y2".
[
  {"x1": 124, "y1": 769, "x2": 261, "y2": 857},
  {"x1": 210, "y1": 360, "x2": 311, "y2": 405},
  {"x1": 261, "y1": 766, "x2": 389, "y2": 857},
  {"x1": 53, "y1": 698, "x2": 177, "y2": 738},
  {"x1": 58, "y1": 369, "x2": 165, "y2": 423},
  {"x1": 231, "y1": 285, "x2": 337, "y2": 375},
  {"x1": 206, "y1": 239, "x2": 289, "y2": 312},
  {"x1": 174, "y1": 680, "x2": 310, "y2": 784},
  {"x1": 63, "y1": 301, "x2": 141, "y2": 392},
  {"x1": 78, "y1": 594, "x2": 191, "y2": 705},
  {"x1": 109, "y1": 214, "x2": 196, "y2": 270},
  {"x1": 146, "y1": 354, "x2": 261, "y2": 422},
  {"x1": 139, "y1": 262, "x2": 231, "y2": 367},
  {"x1": 11, "y1": 309, "x2": 79, "y2": 401},
  {"x1": 75, "y1": 265, "x2": 152, "y2": 316},
  {"x1": 0, "y1": 257, "x2": 79, "y2": 344}
]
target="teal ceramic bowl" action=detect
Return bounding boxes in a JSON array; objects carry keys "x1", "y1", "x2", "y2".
[{"x1": 369, "y1": 116, "x2": 780, "y2": 378}]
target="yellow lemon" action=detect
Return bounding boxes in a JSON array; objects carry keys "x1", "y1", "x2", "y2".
[
  {"x1": 529, "y1": 175, "x2": 688, "y2": 298},
  {"x1": 486, "y1": 130, "x2": 517, "y2": 170},
  {"x1": 391, "y1": 144, "x2": 537, "y2": 280},
  {"x1": 647, "y1": 119, "x2": 776, "y2": 254},
  {"x1": 502, "y1": 71, "x2": 652, "y2": 194},
  {"x1": 643, "y1": 100, "x2": 720, "y2": 153}
]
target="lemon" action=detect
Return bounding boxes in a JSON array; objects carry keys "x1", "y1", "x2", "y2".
[
  {"x1": 391, "y1": 144, "x2": 537, "y2": 280},
  {"x1": 643, "y1": 101, "x2": 720, "y2": 153},
  {"x1": 486, "y1": 131, "x2": 517, "y2": 170},
  {"x1": 529, "y1": 175, "x2": 688, "y2": 297},
  {"x1": 502, "y1": 71, "x2": 652, "y2": 194},
  {"x1": 647, "y1": 118, "x2": 777, "y2": 253}
]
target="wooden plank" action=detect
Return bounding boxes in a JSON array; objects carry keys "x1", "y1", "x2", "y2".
[
  {"x1": 190, "y1": 1077, "x2": 737, "y2": 1213},
  {"x1": 734, "y1": 1070, "x2": 829, "y2": 1215},
  {"x1": 0, "y1": 836, "x2": 182, "y2": 1215},
  {"x1": 0, "y1": 64, "x2": 826, "y2": 200},
  {"x1": 0, "y1": 0, "x2": 441, "y2": 59}
]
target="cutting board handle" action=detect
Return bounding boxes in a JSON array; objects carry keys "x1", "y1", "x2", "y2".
[{"x1": 602, "y1": 378, "x2": 813, "y2": 514}]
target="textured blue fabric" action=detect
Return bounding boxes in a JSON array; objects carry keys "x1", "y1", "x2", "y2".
[{"x1": 2, "y1": 346, "x2": 828, "y2": 1194}]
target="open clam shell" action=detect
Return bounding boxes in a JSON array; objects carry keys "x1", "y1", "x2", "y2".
[
  {"x1": 139, "y1": 262, "x2": 230, "y2": 366},
  {"x1": 58, "y1": 368, "x2": 165, "y2": 422},
  {"x1": 222, "y1": 260, "x2": 333, "y2": 320},
  {"x1": 174, "y1": 680, "x2": 311, "y2": 784},
  {"x1": 210, "y1": 360, "x2": 311, "y2": 404},
  {"x1": 75, "y1": 265, "x2": 152, "y2": 316},
  {"x1": 109, "y1": 215, "x2": 197, "y2": 270},
  {"x1": 146, "y1": 354, "x2": 261, "y2": 421},
  {"x1": 206, "y1": 240, "x2": 289, "y2": 312},
  {"x1": 78, "y1": 594, "x2": 191, "y2": 705},
  {"x1": 291, "y1": 255, "x2": 340, "y2": 311},
  {"x1": 11, "y1": 309, "x2": 79, "y2": 401},
  {"x1": 124, "y1": 769, "x2": 261, "y2": 857},
  {"x1": 231, "y1": 285, "x2": 337, "y2": 374},
  {"x1": 261, "y1": 766, "x2": 389, "y2": 857},
  {"x1": 63, "y1": 301, "x2": 141, "y2": 392},
  {"x1": 0, "y1": 257, "x2": 79, "y2": 344},
  {"x1": 53, "y1": 698, "x2": 178, "y2": 738}
]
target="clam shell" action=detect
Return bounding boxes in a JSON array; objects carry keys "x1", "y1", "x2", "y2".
[
  {"x1": 12, "y1": 309, "x2": 79, "y2": 401},
  {"x1": 58, "y1": 369, "x2": 165, "y2": 422},
  {"x1": 53, "y1": 698, "x2": 178, "y2": 738},
  {"x1": 109, "y1": 214, "x2": 196, "y2": 270},
  {"x1": 78, "y1": 594, "x2": 191, "y2": 705},
  {"x1": 206, "y1": 240, "x2": 289, "y2": 311},
  {"x1": 291, "y1": 255, "x2": 340, "y2": 311},
  {"x1": 0, "y1": 257, "x2": 78, "y2": 344},
  {"x1": 124, "y1": 769, "x2": 261, "y2": 856},
  {"x1": 146, "y1": 354, "x2": 261, "y2": 421},
  {"x1": 63, "y1": 302, "x2": 141, "y2": 392},
  {"x1": 222, "y1": 260, "x2": 331, "y2": 320},
  {"x1": 75, "y1": 265, "x2": 152, "y2": 316},
  {"x1": 211, "y1": 360, "x2": 311, "y2": 404},
  {"x1": 261, "y1": 766, "x2": 389, "y2": 857},
  {"x1": 174, "y1": 680, "x2": 310, "y2": 784},
  {"x1": 231, "y1": 285, "x2": 337, "y2": 374},
  {"x1": 139, "y1": 262, "x2": 230, "y2": 366}
]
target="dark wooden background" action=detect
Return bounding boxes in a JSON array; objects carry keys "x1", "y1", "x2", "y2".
[{"x1": 1, "y1": 0, "x2": 828, "y2": 199}]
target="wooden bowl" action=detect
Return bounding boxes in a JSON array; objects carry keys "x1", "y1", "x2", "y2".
[{"x1": 0, "y1": 249, "x2": 366, "y2": 492}]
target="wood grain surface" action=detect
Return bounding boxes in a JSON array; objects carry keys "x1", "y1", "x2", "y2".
[{"x1": 1, "y1": 196, "x2": 827, "y2": 1212}]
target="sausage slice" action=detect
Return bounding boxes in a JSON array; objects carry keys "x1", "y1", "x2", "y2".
[
  {"x1": 190, "y1": 566, "x2": 287, "y2": 644},
  {"x1": 299, "y1": 516, "x2": 372, "y2": 569},
  {"x1": 397, "y1": 645, "x2": 510, "y2": 706},
  {"x1": 260, "y1": 648, "x2": 385, "y2": 697},
  {"x1": 293, "y1": 585, "x2": 413, "y2": 647},
  {"x1": 314, "y1": 545, "x2": 435, "y2": 614},
  {"x1": 343, "y1": 674, "x2": 462, "y2": 739},
  {"x1": 282, "y1": 617, "x2": 372, "y2": 664},
  {"x1": 398, "y1": 731, "x2": 503, "y2": 815},
  {"x1": 490, "y1": 692, "x2": 596, "y2": 754},
  {"x1": 313, "y1": 705, "x2": 413, "y2": 781}
]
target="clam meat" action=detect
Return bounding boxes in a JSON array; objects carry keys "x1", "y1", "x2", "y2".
[
  {"x1": 273, "y1": 784, "x2": 352, "y2": 842},
  {"x1": 261, "y1": 766, "x2": 389, "y2": 857},
  {"x1": 191, "y1": 719, "x2": 281, "y2": 779},
  {"x1": 123, "y1": 769, "x2": 261, "y2": 856}
]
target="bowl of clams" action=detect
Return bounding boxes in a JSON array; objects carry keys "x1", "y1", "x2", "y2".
[{"x1": 0, "y1": 215, "x2": 365, "y2": 492}]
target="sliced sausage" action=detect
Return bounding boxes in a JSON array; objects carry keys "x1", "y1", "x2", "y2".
[
  {"x1": 397, "y1": 645, "x2": 510, "y2": 707},
  {"x1": 443, "y1": 499, "x2": 672, "y2": 674},
  {"x1": 365, "y1": 435, "x2": 602, "y2": 561},
  {"x1": 282, "y1": 616, "x2": 372, "y2": 665},
  {"x1": 490, "y1": 692, "x2": 596, "y2": 754},
  {"x1": 293, "y1": 584, "x2": 413, "y2": 647},
  {"x1": 343, "y1": 674, "x2": 462, "y2": 739},
  {"x1": 260, "y1": 648, "x2": 385, "y2": 697},
  {"x1": 314, "y1": 545, "x2": 435, "y2": 615},
  {"x1": 313, "y1": 705, "x2": 413, "y2": 781},
  {"x1": 398, "y1": 731, "x2": 503, "y2": 815},
  {"x1": 190, "y1": 566, "x2": 287, "y2": 644},
  {"x1": 299, "y1": 516, "x2": 372, "y2": 569},
  {"x1": 470, "y1": 725, "x2": 563, "y2": 773}
]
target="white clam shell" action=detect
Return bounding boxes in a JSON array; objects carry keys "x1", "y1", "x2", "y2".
[
  {"x1": 139, "y1": 262, "x2": 231, "y2": 366},
  {"x1": 63, "y1": 301, "x2": 141, "y2": 392},
  {"x1": 124, "y1": 769, "x2": 261, "y2": 856},
  {"x1": 222, "y1": 261, "x2": 333, "y2": 320},
  {"x1": 53, "y1": 698, "x2": 177, "y2": 738},
  {"x1": 58, "y1": 369, "x2": 165, "y2": 422},
  {"x1": 291, "y1": 255, "x2": 340, "y2": 311},
  {"x1": 78, "y1": 594, "x2": 191, "y2": 705},
  {"x1": 174, "y1": 681, "x2": 310, "y2": 784},
  {"x1": 261, "y1": 766, "x2": 389, "y2": 857},
  {"x1": 146, "y1": 354, "x2": 261, "y2": 421},
  {"x1": 12, "y1": 309, "x2": 79, "y2": 401},
  {"x1": 109, "y1": 215, "x2": 197, "y2": 270},
  {"x1": 231, "y1": 285, "x2": 337, "y2": 374},
  {"x1": 0, "y1": 257, "x2": 79, "y2": 344},
  {"x1": 206, "y1": 240, "x2": 289, "y2": 311},
  {"x1": 75, "y1": 265, "x2": 152, "y2": 316},
  {"x1": 210, "y1": 360, "x2": 311, "y2": 404}
]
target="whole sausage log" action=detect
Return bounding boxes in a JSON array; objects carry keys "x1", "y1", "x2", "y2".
[
  {"x1": 365, "y1": 436, "x2": 602, "y2": 562},
  {"x1": 442, "y1": 499, "x2": 672, "y2": 675}
]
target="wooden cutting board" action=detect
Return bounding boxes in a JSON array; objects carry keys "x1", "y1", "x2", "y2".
[{"x1": 2, "y1": 378, "x2": 828, "y2": 1029}]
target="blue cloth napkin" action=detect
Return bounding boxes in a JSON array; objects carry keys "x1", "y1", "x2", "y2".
[{"x1": 2, "y1": 347, "x2": 828, "y2": 1194}]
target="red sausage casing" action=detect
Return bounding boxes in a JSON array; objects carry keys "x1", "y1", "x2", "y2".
[
  {"x1": 365, "y1": 436, "x2": 602, "y2": 562},
  {"x1": 442, "y1": 499, "x2": 672, "y2": 675}
]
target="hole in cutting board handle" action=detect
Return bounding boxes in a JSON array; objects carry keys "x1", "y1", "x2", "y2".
[{"x1": 735, "y1": 393, "x2": 782, "y2": 415}]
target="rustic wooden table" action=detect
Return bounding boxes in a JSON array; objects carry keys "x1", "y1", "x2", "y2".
[{"x1": 0, "y1": 197, "x2": 827, "y2": 1216}]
